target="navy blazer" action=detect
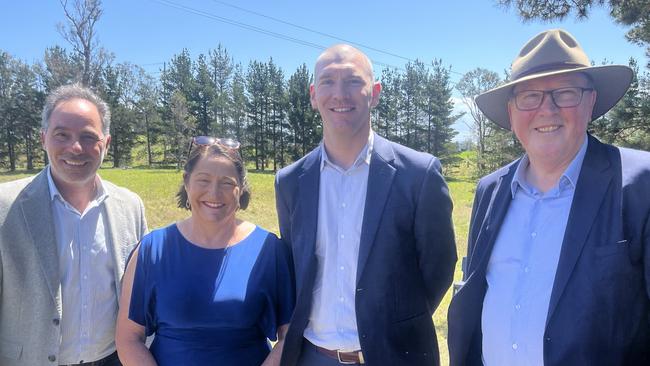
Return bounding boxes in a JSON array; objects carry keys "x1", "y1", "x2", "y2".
[
  {"x1": 448, "y1": 135, "x2": 650, "y2": 366},
  {"x1": 275, "y1": 134, "x2": 457, "y2": 366}
]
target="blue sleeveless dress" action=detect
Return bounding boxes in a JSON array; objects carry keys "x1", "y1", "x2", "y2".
[{"x1": 129, "y1": 224, "x2": 295, "y2": 365}]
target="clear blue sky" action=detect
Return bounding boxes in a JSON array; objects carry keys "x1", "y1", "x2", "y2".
[{"x1": 1, "y1": 0, "x2": 646, "y2": 140}]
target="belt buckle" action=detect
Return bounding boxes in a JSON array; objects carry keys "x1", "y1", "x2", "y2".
[{"x1": 337, "y1": 349, "x2": 358, "y2": 364}]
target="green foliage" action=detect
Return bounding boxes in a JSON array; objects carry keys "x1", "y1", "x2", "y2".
[
  {"x1": 192, "y1": 54, "x2": 216, "y2": 136},
  {"x1": 0, "y1": 52, "x2": 45, "y2": 171},
  {"x1": 497, "y1": 0, "x2": 650, "y2": 68},
  {"x1": 287, "y1": 63, "x2": 321, "y2": 160},
  {"x1": 590, "y1": 58, "x2": 650, "y2": 148},
  {"x1": 40, "y1": 46, "x2": 80, "y2": 91},
  {"x1": 456, "y1": 68, "x2": 518, "y2": 176},
  {"x1": 373, "y1": 59, "x2": 460, "y2": 160}
]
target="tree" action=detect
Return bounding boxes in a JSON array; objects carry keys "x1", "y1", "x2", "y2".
[
  {"x1": 287, "y1": 64, "x2": 320, "y2": 160},
  {"x1": 168, "y1": 91, "x2": 195, "y2": 169},
  {"x1": 374, "y1": 67, "x2": 401, "y2": 142},
  {"x1": 230, "y1": 63, "x2": 248, "y2": 143},
  {"x1": 192, "y1": 54, "x2": 215, "y2": 136},
  {"x1": 40, "y1": 46, "x2": 80, "y2": 92},
  {"x1": 267, "y1": 59, "x2": 287, "y2": 171},
  {"x1": 12, "y1": 62, "x2": 45, "y2": 170},
  {"x1": 209, "y1": 45, "x2": 233, "y2": 136},
  {"x1": 400, "y1": 60, "x2": 426, "y2": 147},
  {"x1": 101, "y1": 63, "x2": 140, "y2": 168},
  {"x1": 591, "y1": 58, "x2": 650, "y2": 150},
  {"x1": 246, "y1": 60, "x2": 270, "y2": 170},
  {"x1": 58, "y1": 0, "x2": 110, "y2": 87},
  {"x1": 496, "y1": 0, "x2": 650, "y2": 67},
  {"x1": 0, "y1": 52, "x2": 19, "y2": 170},
  {"x1": 0, "y1": 53, "x2": 44, "y2": 171},
  {"x1": 422, "y1": 60, "x2": 460, "y2": 159},
  {"x1": 132, "y1": 69, "x2": 162, "y2": 166},
  {"x1": 456, "y1": 68, "x2": 504, "y2": 175},
  {"x1": 159, "y1": 49, "x2": 195, "y2": 163}
]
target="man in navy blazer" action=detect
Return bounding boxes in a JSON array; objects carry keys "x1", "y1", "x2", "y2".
[
  {"x1": 448, "y1": 29, "x2": 650, "y2": 366},
  {"x1": 275, "y1": 44, "x2": 457, "y2": 365}
]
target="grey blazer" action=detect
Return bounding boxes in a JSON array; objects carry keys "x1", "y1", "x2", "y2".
[{"x1": 0, "y1": 169, "x2": 148, "y2": 366}]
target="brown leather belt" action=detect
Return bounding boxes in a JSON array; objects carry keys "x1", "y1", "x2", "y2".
[{"x1": 307, "y1": 340, "x2": 365, "y2": 364}]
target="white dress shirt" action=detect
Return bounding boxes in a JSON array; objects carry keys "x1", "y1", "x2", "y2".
[
  {"x1": 303, "y1": 133, "x2": 374, "y2": 351},
  {"x1": 47, "y1": 167, "x2": 118, "y2": 364}
]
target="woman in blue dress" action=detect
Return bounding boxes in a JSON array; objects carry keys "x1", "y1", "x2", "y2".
[{"x1": 116, "y1": 138, "x2": 295, "y2": 366}]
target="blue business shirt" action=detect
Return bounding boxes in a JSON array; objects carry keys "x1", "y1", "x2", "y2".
[
  {"x1": 482, "y1": 136, "x2": 588, "y2": 366},
  {"x1": 47, "y1": 167, "x2": 118, "y2": 364},
  {"x1": 303, "y1": 132, "x2": 373, "y2": 351}
]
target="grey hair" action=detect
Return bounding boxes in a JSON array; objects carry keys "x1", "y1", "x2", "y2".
[{"x1": 41, "y1": 83, "x2": 111, "y2": 135}]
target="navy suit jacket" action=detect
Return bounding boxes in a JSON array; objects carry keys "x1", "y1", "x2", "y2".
[
  {"x1": 275, "y1": 134, "x2": 457, "y2": 366},
  {"x1": 448, "y1": 135, "x2": 650, "y2": 366}
]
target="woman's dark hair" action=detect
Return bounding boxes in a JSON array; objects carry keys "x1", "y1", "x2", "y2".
[{"x1": 176, "y1": 143, "x2": 251, "y2": 210}]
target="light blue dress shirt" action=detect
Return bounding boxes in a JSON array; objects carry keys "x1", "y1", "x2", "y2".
[
  {"x1": 47, "y1": 167, "x2": 118, "y2": 364},
  {"x1": 482, "y1": 136, "x2": 588, "y2": 366},
  {"x1": 303, "y1": 133, "x2": 374, "y2": 352}
]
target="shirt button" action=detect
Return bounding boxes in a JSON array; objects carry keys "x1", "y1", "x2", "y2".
[
  {"x1": 341, "y1": 203, "x2": 347, "y2": 208},
  {"x1": 52, "y1": 318, "x2": 60, "y2": 326},
  {"x1": 531, "y1": 232, "x2": 537, "y2": 238},
  {"x1": 515, "y1": 304, "x2": 521, "y2": 310},
  {"x1": 48, "y1": 355, "x2": 56, "y2": 362},
  {"x1": 340, "y1": 234, "x2": 345, "y2": 239},
  {"x1": 512, "y1": 343, "x2": 518, "y2": 350},
  {"x1": 524, "y1": 267, "x2": 530, "y2": 273},
  {"x1": 339, "y1": 296, "x2": 344, "y2": 302},
  {"x1": 340, "y1": 266, "x2": 345, "y2": 271}
]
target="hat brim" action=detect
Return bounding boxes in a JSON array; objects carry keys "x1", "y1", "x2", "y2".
[{"x1": 475, "y1": 65, "x2": 633, "y2": 130}]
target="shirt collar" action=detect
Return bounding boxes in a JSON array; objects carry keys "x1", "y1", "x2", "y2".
[
  {"x1": 320, "y1": 131, "x2": 374, "y2": 171},
  {"x1": 46, "y1": 165, "x2": 108, "y2": 204},
  {"x1": 510, "y1": 134, "x2": 589, "y2": 197}
]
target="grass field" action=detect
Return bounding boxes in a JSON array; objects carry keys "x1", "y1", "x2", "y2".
[{"x1": 0, "y1": 168, "x2": 475, "y2": 366}]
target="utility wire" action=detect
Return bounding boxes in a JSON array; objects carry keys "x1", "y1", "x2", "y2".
[
  {"x1": 208, "y1": 0, "x2": 466, "y2": 79},
  {"x1": 209, "y1": 0, "x2": 414, "y2": 63},
  {"x1": 150, "y1": 0, "x2": 402, "y2": 70}
]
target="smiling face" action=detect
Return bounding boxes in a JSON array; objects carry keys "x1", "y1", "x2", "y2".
[
  {"x1": 508, "y1": 73, "x2": 596, "y2": 168},
  {"x1": 310, "y1": 45, "x2": 381, "y2": 145},
  {"x1": 41, "y1": 98, "x2": 110, "y2": 190},
  {"x1": 185, "y1": 155, "x2": 242, "y2": 226}
]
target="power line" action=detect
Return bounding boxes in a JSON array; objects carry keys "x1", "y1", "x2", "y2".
[
  {"x1": 207, "y1": 0, "x2": 468, "y2": 80},
  {"x1": 209, "y1": 0, "x2": 414, "y2": 63},
  {"x1": 150, "y1": 0, "x2": 403, "y2": 70}
]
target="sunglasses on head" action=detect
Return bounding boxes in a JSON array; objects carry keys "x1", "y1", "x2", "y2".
[{"x1": 186, "y1": 136, "x2": 241, "y2": 159}]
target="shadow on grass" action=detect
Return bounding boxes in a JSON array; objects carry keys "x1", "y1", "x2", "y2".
[
  {"x1": 0, "y1": 169, "x2": 41, "y2": 176},
  {"x1": 445, "y1": 175, "x2": 478, "y2": 184}
]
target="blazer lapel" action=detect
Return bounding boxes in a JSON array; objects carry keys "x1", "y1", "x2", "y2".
[
  {"x1": 470, "y1": 163, "x2": 518, "y2": 277},
  {"x1": 296, "y1": 148, "x2": 322, "y2": 296},
  {"x1": 356, "y1": 136, "x2": 396, "y2": 283},
  {"x1": 18, "y1": 170, "x2": 60, "y2": 310},
  {"x1": 546, "y1": 137, "x2": 613, "y2": 322},
  {"x1": 102, "y1": 187, "x2": 126, "y2": 298}
]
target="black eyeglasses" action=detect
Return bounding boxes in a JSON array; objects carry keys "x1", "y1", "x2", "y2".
[
  {"x1": 186, "y1": 136, "x2": 241, "y2": 159},
  {"x1": 512, "y1": 87, "x2": 594, "y2": 111}
]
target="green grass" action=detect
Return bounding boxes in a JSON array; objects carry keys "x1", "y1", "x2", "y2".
[{"x1": 0, "y1": 168, "x2": 477, "y2": 366}]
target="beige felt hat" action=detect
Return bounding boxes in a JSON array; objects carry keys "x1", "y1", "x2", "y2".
[{"x1": 476, "y1": 28, "x2": 633, "y2": 130}]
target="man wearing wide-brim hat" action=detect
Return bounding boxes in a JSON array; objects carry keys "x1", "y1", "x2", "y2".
[{"x1": 447, "y1": 28, "x2": 650, "y2": 366}]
